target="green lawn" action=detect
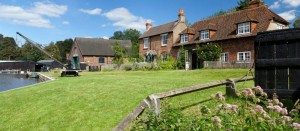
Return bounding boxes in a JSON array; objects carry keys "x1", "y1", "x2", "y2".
[{"x1": 0, "y1": 69, "x2": 253, "y2": 130}]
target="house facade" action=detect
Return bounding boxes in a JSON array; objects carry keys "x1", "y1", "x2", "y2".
[
  {"x1": 67, "y1": 38, "x2": 131, "y2": 70},
  {"x1": 139, "y1": 9, "x2": 188, "y2": 62},
  {"x1": 139, "y1": 0, "x2": 289, "y2": 69}
]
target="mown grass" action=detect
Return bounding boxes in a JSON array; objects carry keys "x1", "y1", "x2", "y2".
[{"x1": 0, "y1": 69, "x2": 253, "y2": 130}]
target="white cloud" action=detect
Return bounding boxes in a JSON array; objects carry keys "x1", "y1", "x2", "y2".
[
  {"x1": 62, "y1": 21, "x2": 69, "y2": 25},
  {"x1": 279, "y1": 10, "x2": 296, "y2": 21},
  {"x1": 79, "y1": 8, "x2": 102, "y2": 15},
  {"x1": 30, "y1": 2, "x2": 67, "y2": 17},
  {"x1": 269, "y1": 1, "x2": 281, "y2": 9},
  {"x1": 102, "y1": 7, "x2": 148, "y2": 30},
  {"x1": 282, "y1": 0, "x2": 300, "y2": 7},
  {"x1": 0, "y1": 4, "x2": 52, "y2": 28},
  {"x1": 101, "y1": 36, "x2": 109, "y2": 39}
]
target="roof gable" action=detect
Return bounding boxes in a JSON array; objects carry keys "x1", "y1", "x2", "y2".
[
  {"x1": 75, "y1": 38, "x2": 132, "y2": 56},
  {"x1": 187, "y1": 6, "x2": 289, "y2": 42},
  {"x1": 139, "y1": 21, "x2": 178, "y2": 38}
]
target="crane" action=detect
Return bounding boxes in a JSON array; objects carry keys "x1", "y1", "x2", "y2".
[{"x1": 16, "y1": 32, "x2": 79, "y2": 77}]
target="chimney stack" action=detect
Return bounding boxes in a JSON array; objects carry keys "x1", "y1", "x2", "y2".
[
  {"x1": 146, "y1": 20, "x2": 152, "y2": 31},
  {"x1": 249, "y1": 0, "x2": 263, "y2": 9},
  {"x1": 178, "y1": 8, "x2": 185, "y2": 23}
]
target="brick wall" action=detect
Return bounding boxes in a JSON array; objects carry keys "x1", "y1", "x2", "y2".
[
  {"x1": 139, "y1": 33, "x2": 173, "y2": 57},
  {"x1": 219, "y1": 37, "x2": 255, "y2": 61},
  {"x1": 83, "y1": 56, "x2": 114, "y2": 67}
]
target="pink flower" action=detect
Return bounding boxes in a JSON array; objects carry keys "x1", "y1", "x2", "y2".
[
  {"x1": 273, "y1": 105, "x2": 282, "y2": 113},
  {"x1": 250, "y1": 109, "x2": 256, "y2": 115},
  {"x1": 283, "y1": 116, "x2": 292, "y2": 122},
  {"x1": 273, "y1": 99, "x2": 280, "y2": 105},
  {"x1": 256, "y1": 105, "x2": 265, "y2": 114},
  {"x1": 292, "y1": 123, "x2": 300, "y2": 129},
  {"x1": 258, "y1": 117, "x2": 264, "y2": 122},
  {"x1": 278, "y1": 102, "x2": 283, "y2": 107},
  {"x1": 215, "y1": 91, "x2": 225, "y2": 101},
  {"x1": 211, "y1": 116, "x2": 221, "y2": 123},
  {"x1": 280, "y1": 108, "x2": 288, "y2": 115},
  {"x1": 267, "y1": 106, "x2": 274, "y2": 110},
  {"x1": 263, "y1": 113, "x2": 270, "y2": 119},
  {"x1": 231, "y1": 105, "x2": 238, "y2": 113},
  {"x1": 253, "y1": 86, "x2": 264, "y2": 95}
]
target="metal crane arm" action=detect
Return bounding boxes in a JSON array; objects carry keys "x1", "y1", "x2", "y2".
[{"x1": 16, "y1": 32, "x2": 66, "y2": 68}]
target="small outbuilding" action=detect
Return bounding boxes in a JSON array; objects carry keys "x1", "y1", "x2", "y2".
[{"x1": 37, "y1": 60, "x2": 63, "y2": 71}]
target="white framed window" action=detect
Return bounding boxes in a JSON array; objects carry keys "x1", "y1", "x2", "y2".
[
  {"x1": 200, "y1": 30, "x2": 210, "y2": 40},
  {"x1": 237, "y1": 22, "x2": 250, "y2": 34},
  {"x1": 161, "y1": 34, "x2": 167, "y2": 46},
  {"x1": 237, "y1": 51, "x2": 251, "y2": 62},
  {"x1": 221, "y1": 52, "x2": 229, "y2": 63},
  {"x1": 180, "y1": 34, "x2": 188, "y2": 43},
  {"x1": 144, "y1": 38, "x2": 148, "y2": 48},
  {"x1": 277, "y1": 23, "x2": 285, "y2": 29}
]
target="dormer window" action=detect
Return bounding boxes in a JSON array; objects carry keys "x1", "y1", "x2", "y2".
[
  {"x1": 200, "y1": 30, "x2": 210, "y2": 40},
  {"x1": 144, "y1": 38, "x2": 148, "y2": 48},
  {"x1": 238, "y1": 22, "x2": 250, "y2": 34},
  {"x1": 180, "y1": 34, "x2": 188, "y2": 43},
  {"x1": 161, "y1": 34, "x2": 167, "y2": 46}
]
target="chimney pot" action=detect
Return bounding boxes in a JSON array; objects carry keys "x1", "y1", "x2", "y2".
[{"x1": 146, "y1": 20, "x2": 152, "y2": 31}]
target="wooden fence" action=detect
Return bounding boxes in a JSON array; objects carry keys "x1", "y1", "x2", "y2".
[
  {"x1": 113, "y1": 76, "x2": 254, "y2": 131},
  {"x1": 204, "y1": 61, "x2": 253, "y2": 69}
]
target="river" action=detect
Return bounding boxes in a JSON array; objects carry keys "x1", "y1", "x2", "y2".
[{"x1": 0, "y1": 74, "x2": 39, "y2": 92}]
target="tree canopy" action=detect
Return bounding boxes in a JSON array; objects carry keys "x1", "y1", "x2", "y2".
[
  {"x1": 294, "y1": 17, "x2": 300, "y2": 28},
  {"x1": 110, "y1": 29, "x2": 141, "y2": 59},
  {"x1": 0, "y1": 36, "x2": 19, "y2": 60}
]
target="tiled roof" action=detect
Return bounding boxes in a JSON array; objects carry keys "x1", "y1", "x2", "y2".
[
  {"x1": 75, "y1": 38, "x2": 132, "y2": 56},
  {"x1": 180, "y1": 27, "x2": 195, "y2": 35},
  {"x1": 176, "y1": 6, "x2": 289, "y2": 46},
  {"x1": 139, "y1": 21, "x2": 178, "y2": 38}
]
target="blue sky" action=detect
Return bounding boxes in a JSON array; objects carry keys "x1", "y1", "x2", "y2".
[{"x1": 0, "y1": 0, "x2": 299, "y2": 46}]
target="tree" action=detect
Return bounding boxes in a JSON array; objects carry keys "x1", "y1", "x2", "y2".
[
  {"x1": 294, "y1": 17, "x2": 300, "y2": 28},
  {"x1": 176, "y1": 46, "x2": 186, "y2": 69},
  {"x1": 0, "y1": 36, "x2": 20, "y2": 60},
  {"x1": 55, "y1": 38, "x2": 73, "y2": 63},
  {"x1": 19, "y1": 42, "x2": 44, "y2": 62},
  {"x1": 112, "y1": 41, "x2": 127, "y2": 65},
  {"x1": 110, "y1": 29, "x2": 141, "y2": 59},
  {"x1": 196, "y1": 43, "x2": 222, "y2": 61},
  {"x1": 44, "y1": 42, "x2": 62, "y2": 61},
  {"x1": 236, "y1": 0, "x2": 251, "y2": 11},
  {"x1": 110, "y1": 31, "x2": 125, "y2": 40}
]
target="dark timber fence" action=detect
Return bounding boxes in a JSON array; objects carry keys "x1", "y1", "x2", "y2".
[
  {"x1": 255, "y1": 28, "x2": 300, "y2": 99},
  {"x1": 113, "y1": 76, "x2": 254, "y2": 131}
]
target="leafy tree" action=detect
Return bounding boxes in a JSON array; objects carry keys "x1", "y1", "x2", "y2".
[
  {"x1": 112, "y1": 41, "x2": 127, "y2": 65},
  {"x1": 176, "y1": 46, "x2": 186, "y2": 69},
  {"x1": 19, "y1": 42, "x2": 44, "y2": 62},
  {"x1": 236, "y1": 0, "x2": 251, "y2": 11},
  {"x1": 55, "y1": 38, "x2": 73, "y2": 63},
  {"x1": 0, "y1": 36, "x2": 19, "y2": 60},
  {"x1": 294, "y1": 17, "x2": 300, "y2": 28},
  {"x1": 110, "y1": 29, "x2": 141, "y2": 59},
  {"x1": 196, "y1": 43, "x2": 222, "y2": 61},
  {"x1": 110, "y1": 31, "x2": 125, "y2": 40},
  {"x1": 44, "y1": 42, "x2": 62, "y2": 61}
]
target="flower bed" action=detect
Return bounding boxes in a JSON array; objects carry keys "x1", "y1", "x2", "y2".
[{"x1": 131, "y1": 86, "x2": 300, "y2": 130}]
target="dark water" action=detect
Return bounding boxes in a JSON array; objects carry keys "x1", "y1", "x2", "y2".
[{"x1": 0, "y1": 74, "x2": 39, "y2": 92}]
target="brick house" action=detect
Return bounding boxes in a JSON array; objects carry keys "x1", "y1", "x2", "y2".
[
  {"x1": 67, "y1": 38, "x2": 131, "y2": 70},
  {"x1": 139, "y1": 9, "x2": 188, "y2": 62},
  {"x1": 174, "y1": 0, "x2": 290, "y2": 69}
]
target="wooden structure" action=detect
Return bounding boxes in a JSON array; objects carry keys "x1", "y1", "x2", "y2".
[
  {"x1": 113, "y1": 76, "x2": 253, "y2": 131},
  {"x1": 255, "y1": 29, "x2": 300, "y2": 99},
  {"x1": 0, "y1": 61, "x2": 36, "y2": 72}
]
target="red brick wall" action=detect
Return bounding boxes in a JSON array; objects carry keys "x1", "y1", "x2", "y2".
[
  {"x1": 219, "y1": 37, "x2": 255, "y2": 62},
  {"x1": 139, "y1": 33, "x2": 173, "y2": 57},
  {"x1": 83, "y1": 56, "x2": 114, "y2": 67}
]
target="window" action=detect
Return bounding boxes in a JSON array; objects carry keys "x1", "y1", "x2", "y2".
[
  {"x1": 277, "y1": 23, "x2": 285, "y2": 29},
  {"x1": 99, "y1": 57, "x2": 105, "y2": 63},
  {"x1": 74, "y1": 47, "x2": 77, "y2": 54},
  {"x1": 180, "y1": 34, "x2": 188, "y2": 43},
  {"x1": 161, "y1": 34, "x2": 167, "y2": 46},
  {"x1": 162, "y1": 54, "x2": 167, "y2": 61},
  {"x1": 200, "y1": 30, "x2": 210, "y2": 40},
  {"x1": 144, "y1": 38, "x2": 148, "y2": 48},
  {"x1": 221, "y1": 52, "x2": 229, "y2": 63},
  {"x1": 237, "y1": 51, "x2": 251, "y2": 62},
  {"x1": 237, "y1": 22, "x2": 250, "y2": 34}
]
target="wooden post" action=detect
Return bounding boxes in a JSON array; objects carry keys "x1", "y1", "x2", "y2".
[{"x1": 226, "y1": 79, "x2": 237, "y2": 96}]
